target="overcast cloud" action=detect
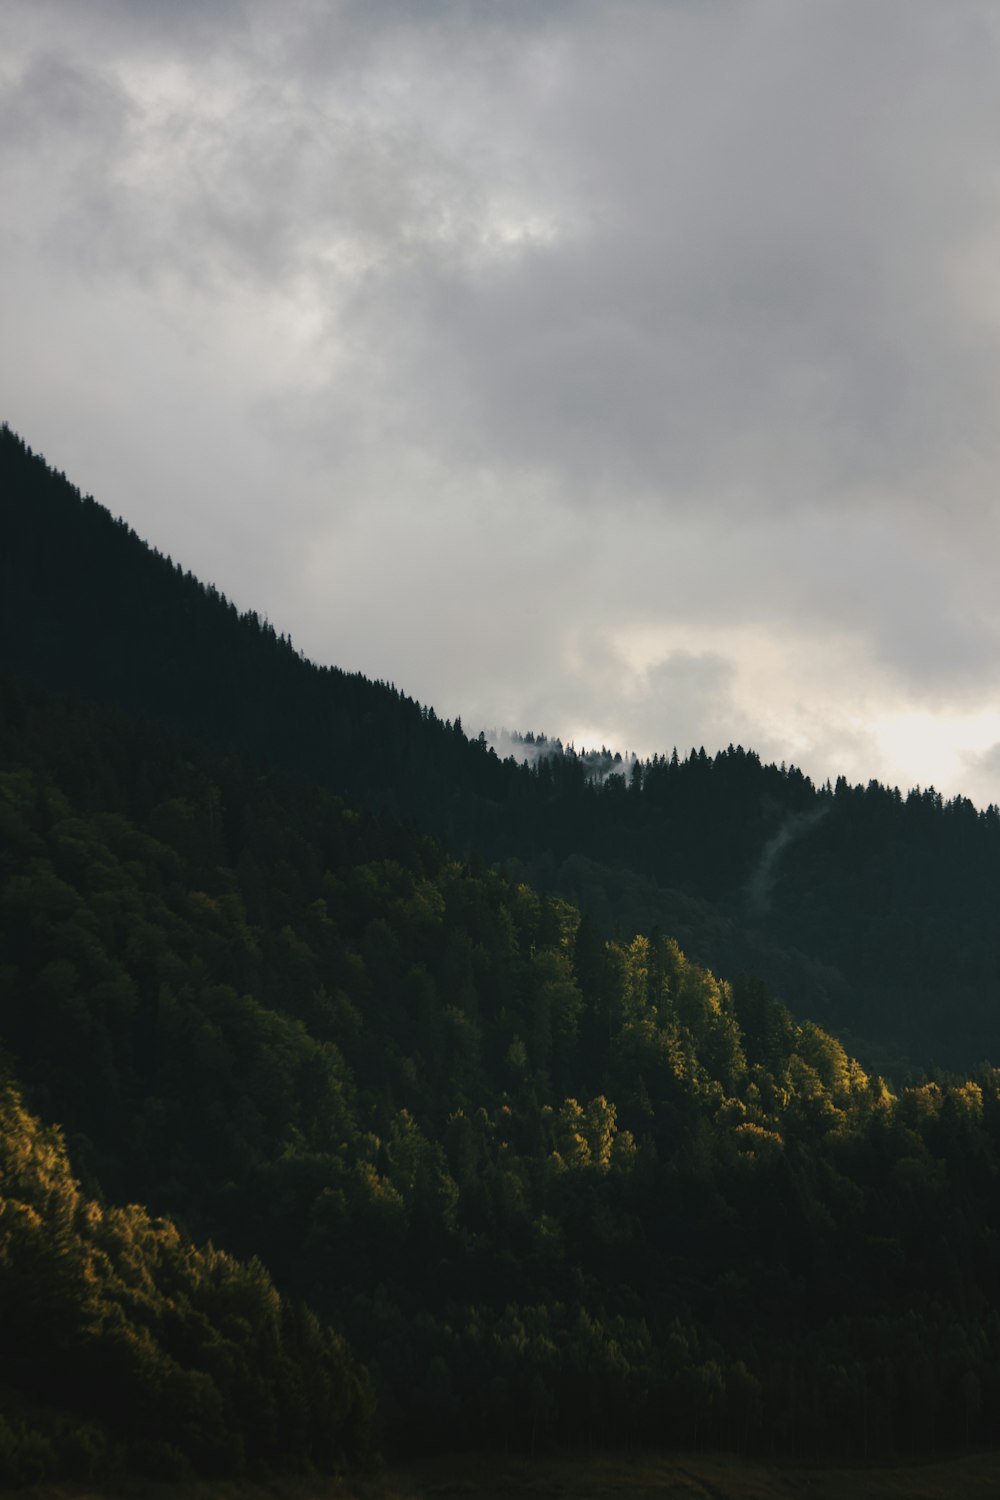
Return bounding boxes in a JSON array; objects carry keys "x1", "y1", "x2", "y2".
[{"x1": 5, "y1": 0, "x2": 1000, "y2": 803}]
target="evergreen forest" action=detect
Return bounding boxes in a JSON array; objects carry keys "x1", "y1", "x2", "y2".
[{"x1": 3, "y1": 427, "x2": 1000, "y2": 1486}]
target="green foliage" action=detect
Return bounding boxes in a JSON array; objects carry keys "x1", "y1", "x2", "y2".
[
  {"x1": 8, "y1": 429, "x2": 1000, "y2": 1470},
  {"x1": 5, "y1": 676, "x2": 1000, "y2": 1467},
  {"x1": 0, "y1": 1086, "x2": 373, "y2": 1483},
  {"x1": 6, "y1": 424, "x2": 1000, "y2": 1073}
]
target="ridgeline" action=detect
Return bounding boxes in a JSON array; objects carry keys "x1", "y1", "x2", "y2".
[{"x1": 3, "y1": 428, "x2": 1000, "y2": 1486}]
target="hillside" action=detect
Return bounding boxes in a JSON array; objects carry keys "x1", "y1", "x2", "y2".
[
  {"x1": 5, "y1": 668, "x2": 1000, "y2": 1485},
  {"x1": 0, "y1": 1081, "x2": 372, "y2": 1486},
  {"x1": 3, "y1": 426, "x2": 1000, "y2": 1071}
]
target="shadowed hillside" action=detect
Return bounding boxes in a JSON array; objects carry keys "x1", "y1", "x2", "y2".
[
  {"x1": 6, "y1": 425, "x2": 1000, "y2": 1071},
  {"x1": 5, "y1": 427, "x2": 1000, "y2": 1072},
  {"x1": 5, "y1": 667, "x2": 1000, "y2": 1483}
]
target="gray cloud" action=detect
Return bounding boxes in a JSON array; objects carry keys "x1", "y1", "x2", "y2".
[
  {"x1": 961, "y1": 743, "x2": 1000, "y2": 810},
  {"x1": 369, "y1": 2, "x2": 1000, "y2": 505},
  {"x1": 4, "y1": 0, "x2": 1000, "y2": 803},
  {"x1": 628, "y1": 653, "x2": 738, "y2": 756}
]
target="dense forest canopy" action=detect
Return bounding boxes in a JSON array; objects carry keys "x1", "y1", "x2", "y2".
[
  {"x1": 0, "y1": 1084, "x2": 373, "y2": 1484},
  {"x1": 4, "y1": 669, "x2": 1000, "y2": 1483},
  {"x1": 4, "y1": 428, "x2": 1000, "y2": 1486},
  {"x1": 3, "y1": 424, "x2": 1000, "y2": 1072}
]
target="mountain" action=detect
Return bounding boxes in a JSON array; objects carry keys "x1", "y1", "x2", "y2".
[
  {"x1": 4, "y1": 424, "x2": 1000, "y2": 1072},
  {"x1": 5, "y1": 421, "x2": 1000, "y2": 1478},
  {"x1": 6, "y1": 578, "x2": 1000, "y2": 1480}
]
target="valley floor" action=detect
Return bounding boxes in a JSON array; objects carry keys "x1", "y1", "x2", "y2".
[{"x1": 19, "y1": 1448, "x2": 1000, "y2": 1500}]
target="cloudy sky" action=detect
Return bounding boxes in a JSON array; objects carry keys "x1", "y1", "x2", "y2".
[{"x1": 5, "y1": 0, "x2": 1000, "y2": 804}]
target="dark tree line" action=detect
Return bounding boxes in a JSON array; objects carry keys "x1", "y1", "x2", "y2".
[
  {"x1": 4, "y1": 424, "x2": 1000, "y2": 1073},
  {"x1": 5, "y1": 670, "x2": 1000, "y2": 1482}
]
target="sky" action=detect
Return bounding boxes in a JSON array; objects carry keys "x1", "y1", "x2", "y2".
[{"x1": 5, "y1": 0, "x2": 1000, "y2": 805}]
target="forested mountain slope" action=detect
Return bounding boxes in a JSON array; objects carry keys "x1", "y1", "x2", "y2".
[
  {"x1": 0, "y1": 426, "x2": 509, "y2": 838},
  {"x1": 5, "y1": 670, "x2": 1000, "y2": 1483},
  {"x1": 0, "y1": 1086, "x2": 372, "y2": 1485},
  {"x1": 3, "y1": 424, "x2": 1000, "y2": 1070}
]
